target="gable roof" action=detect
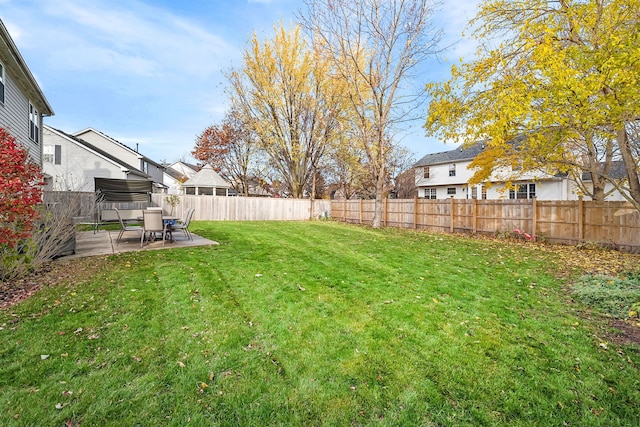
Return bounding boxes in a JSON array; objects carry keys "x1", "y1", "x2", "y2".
[
  {"x1": 45, "y1": 125, "x2": 149, "y2": 178},
  {"x1": 413, "y1": 141, "x2": 487, "y2": 167},
  {"x1": 182, "y1": 164, "x2": 230, "y2": 188},
  {"x1": 0, "y1": 19, "x2": 53, "y2": 116},
  {"x1": 73, "y1": 127, "x2": 164, "y2": 168}
]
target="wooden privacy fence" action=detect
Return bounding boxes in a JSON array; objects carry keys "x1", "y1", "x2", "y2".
[
  {"x1": 43, "y1": 192, "x2": 332, "y2": 223},
  {"x1": 151, "y1": 194, "x2": 331, "y2": 222},
  {"x1": 331, "y1": 197, "x2": 640, "y2": 252}
]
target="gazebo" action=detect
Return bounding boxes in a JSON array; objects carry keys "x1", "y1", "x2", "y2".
[{"x1": 182, "y1": 164, "x2": 231, "y2": 196}]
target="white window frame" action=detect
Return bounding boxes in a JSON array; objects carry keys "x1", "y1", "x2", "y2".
[
  {"x1": 447, "y1": 187, "x2": 456, "y2": 195},
  {"x1": 423, "y1": 167, "x2": 430, "y2": 179},
  {"x1": 509, "y1": 183, "x2": 536, "y2": 199},
  {"x1": 29, "y1": 102, "x2": 40, "y2": 144},
  {"x1": 424, "y1": 188, "x2": 436, "y2": 199},
  {"x1": 43, "y1": 145, "x2": 54, "y2": 163},
  {"x1": 0, "y1": 60, "x2": 5, "y2": 104},
  {"x1": 449, "y1": 164, "x2": 456, "y2": 177}
]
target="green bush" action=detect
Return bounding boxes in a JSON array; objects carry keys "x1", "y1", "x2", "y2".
[{"x1": 572, "y1": 271, "x2": 640, "y2": 319}]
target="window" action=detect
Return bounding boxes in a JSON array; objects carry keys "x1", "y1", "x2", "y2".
[
  {"x1": 141, "y1": 161, "x2": 149, "y2": 174},
  {"x1": 185, "y1": 187, "x2": 196, "y2": 195},
  {"x1": 44, "y1": 145, "x2": 62, "y2": 164},
  {"x1": 423, "y1": 167, "x2": 430, "y2": 179},
  {"x1": 449, "y1": 164, "x2": 456, "y2": 177},
  {"x1": 44, "y1": 145, "x2": 54, "y2": 163},
  {"x1": 29, "y1": 103, "x2": 39, "y2": 143},
  {"x1": 215, "y1": 188, "x2": 227, "y2": 196},
  {"x1": 447, "y1": 187, "x2": 456, "y2": 195},
  {"x1": 509, "y1": 183, "x2": 536, "y2": 199},
  {"x1": 471, "y1": 186, "x2": 477, "y2": 199},
  {"x1": 424, "y1": 188, "x2": 436, "y2": 199},
  {"x1": 0, "y1": 61, "x2": 5, "y2": 103},
  {"x1": 481, "y1": 185, "x2": 487, "y2": 200}
]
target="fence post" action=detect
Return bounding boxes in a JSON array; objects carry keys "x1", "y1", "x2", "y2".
[
  {"x1": 414, "y1": 195, "x2": 418, "y2": 229},
  {"x1": 359, "y1": 199, "x2": 363, "y2": 224},
  {"x1": 578, "y1": 196, "x2": 584, "y2": 243},
  {"x1": 384, "y1": 198, "x2": 389, "y2": 227},
  {"x1": 343, "y1": 198, "x2": 347, "y2": 222},
  {"x1": 472, "y1": 198, "x2": 478, "y2": 234},
  {"x1": 450, "y1": 196, "x2": 455, "y2": 233},
  {"x1": 531, "y1": 197, "x2": 537, "y2": 238}
]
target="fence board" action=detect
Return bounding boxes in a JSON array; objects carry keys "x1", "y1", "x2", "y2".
[{"x1": 331, "y1": 198, "x2": 640, "y2": 253}]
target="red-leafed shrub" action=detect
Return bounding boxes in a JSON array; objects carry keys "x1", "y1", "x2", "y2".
[{"x1": 0, "y1": 128, "x2": 44, "y2": 247}]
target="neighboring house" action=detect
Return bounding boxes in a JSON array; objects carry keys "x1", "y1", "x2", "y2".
[
  {"x1": 0, "y1": 18, "x2": 54, "y2": 165},
  {"x1": 164, "y1": 161, "x2": 199, "y2": 194},
  {"x1": 182, "y1": 164, "x2": 231, "y2": 196},
  {"x1": 43, "y1": 125, "x2": 151, "y2": 191},
  {"x1": 413, "y1": 142, "x2": 578, "y2": 200},
  {"x1": 72, "y1": 127, "x2": 166, "y2": 192}
]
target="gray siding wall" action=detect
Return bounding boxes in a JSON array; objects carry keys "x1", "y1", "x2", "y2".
[
  {"x1": 0, "y1": 63, "x2": 42, "y2": 163},
  {"x1": 43, "y1": 127, "x2": 130, "y2": 192}
]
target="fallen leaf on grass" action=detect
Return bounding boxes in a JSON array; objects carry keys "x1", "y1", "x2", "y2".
[
  {"x1": 41, "y1": 354, "x2": 50, "y2": 360},
  {"x1": 297, "y1": 284, "x2": 306, "y2": 291},
  {"x1": 177, "y1": 361, "x2": 186, "y2": 368}
]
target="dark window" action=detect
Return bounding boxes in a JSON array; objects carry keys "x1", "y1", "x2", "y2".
[
  {"x1": 471, "y1": 186, "x2": 477, "y2": 199},
  {"x1": 481, "y1": 186, "x2": 487, "y2": 200},
  {"x1": 29, "y1": 103, "x2": 39, "y2": 144},
  {"x1": 447, "y1": 187, "x2": 456, "y2": 195},
  {"x1": 449, "y1": 164, "x2": 456, "y2": 177},
  {"x1": 0, "y1": 62, "x2": 5, "y2": 103},
  {"x1": 185, "y1": 187, "x2": 195, "y2": 195},
  {"x1": 423, "y1": 167, "x2": 430, "y2": 179},
  {"x1": 216, "y1": 188, "x2": 227, "y2": 196}
]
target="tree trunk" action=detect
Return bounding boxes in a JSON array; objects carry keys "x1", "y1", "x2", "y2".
[
  {"x1": 372, "y1": 166, "x2": 386, "y2": 228},
  {"x1": 617, "y1": 128, "x2": 640, "y2": 205}
]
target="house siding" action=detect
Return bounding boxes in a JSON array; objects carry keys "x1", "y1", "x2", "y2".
[
  {"x1": 0, "y1": 67, "x2": 41, "y2": 163},
  {"x1": 43, "y1": 127, "x2": 132, "y2": 191},
  {"x1": 75, "y1": 129, "x2": 164, "y2": 187}
]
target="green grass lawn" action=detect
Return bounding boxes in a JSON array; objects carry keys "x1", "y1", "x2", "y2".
[{"x1": 1, "y1": 221, "x2": 639, "y2": 426}]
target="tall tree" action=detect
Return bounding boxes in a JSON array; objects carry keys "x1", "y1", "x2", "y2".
[
  {"x1": 227, "y1": 23, "x2": 345, "y2": 198},
  {"x1": 425, "y1": 0, "x2": 640, "y2": 208},
  {"x1": 302, "y1": 0, "x2": 441, "y2": 227},
  {"x1": 193, "y1": 108, "x2": 261, "y2": 196}
]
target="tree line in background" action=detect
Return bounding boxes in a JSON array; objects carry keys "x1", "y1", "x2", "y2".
[
  {"x1": 193, "y1": 0, "x2": 438, "y2": 227},
  {"x1": 193, "y1": 0, "x2": 640, "y2": 227}
]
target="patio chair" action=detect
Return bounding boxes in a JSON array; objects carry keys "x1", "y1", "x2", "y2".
[
  {"x1": 115, "y1": 208, "x2": 143, "y2": 244},
  {"x1": 171, "y1": 208, "x2": 195, "y2": 240},
  {"x1": 141, "y1": 209, "x2": 169, "y2": 247}
]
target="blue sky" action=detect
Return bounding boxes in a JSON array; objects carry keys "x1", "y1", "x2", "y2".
[{"x1": 1, "y1": 0, "x2": 480, "y2": 164}]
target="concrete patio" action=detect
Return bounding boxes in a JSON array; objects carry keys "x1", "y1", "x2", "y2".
[{"x1": 60, "y1": 229, "x2": 219, "y2": 260}]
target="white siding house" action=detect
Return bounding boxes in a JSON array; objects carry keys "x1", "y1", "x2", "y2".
[
  {"x1": 0, "y1": 18, "x2": 54, "y2": 164},
  {"x1": 43, "y1": 126, "x2": 151, "y2": 191},
  {"x1": 413, "y1": 142, "x2": 583, "y2": 201},
  {"x1": 72, "y1": 128, "x2": 166, "y2": 191}
]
